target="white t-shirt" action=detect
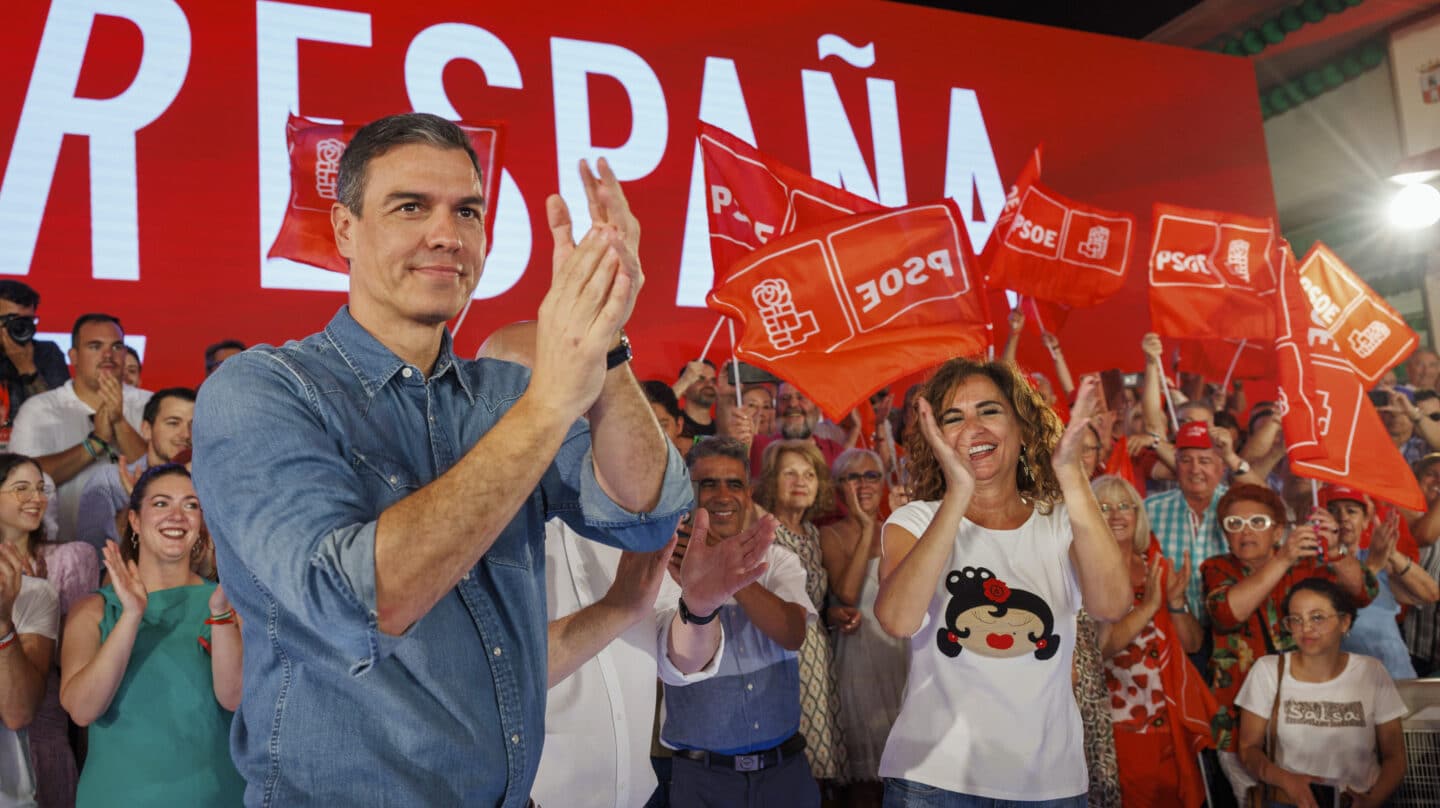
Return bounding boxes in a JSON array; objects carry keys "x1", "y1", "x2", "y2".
[
  {"x1": 532, "y1": 520, "x2": 721, "y2": 808},
  {"x1": 0, "y1": 576, "x2": 60, "y2": 808},
  {"x1": 9, "y1": 380, "x2": 150, "y2": 542},
  {"x1": 879, "y1": 500, "x2": 1086, "y2": 801},
  {"x1": 1235, "y1": 652, "x2": 1407, "y2": 793}
]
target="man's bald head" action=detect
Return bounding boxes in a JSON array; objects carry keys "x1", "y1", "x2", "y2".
[{"x1": 477, "y1": 320, "x2": 538, "y2": 367}]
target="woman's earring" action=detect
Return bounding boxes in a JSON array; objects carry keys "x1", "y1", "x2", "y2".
[{"x1": 1019, "y1": 447, "x2": 1034, "y2": 486}]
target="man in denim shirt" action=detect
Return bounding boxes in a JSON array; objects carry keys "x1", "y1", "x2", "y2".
[{"x1": 192, "y1": 113, "x2": 691, "y2": 807}]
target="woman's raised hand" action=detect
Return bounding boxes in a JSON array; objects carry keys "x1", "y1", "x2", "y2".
[
  {"x1": 102, "y1": 540, "x2": 148, "y2": 617},
  {"x1": 1053, "y1": 375, "x2": 1101, "y2": 473},
  {"x1": 914, "y1": 397, "x2": 974, "y2": 499}
]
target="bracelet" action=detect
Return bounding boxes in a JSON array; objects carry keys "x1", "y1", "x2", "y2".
[
  {"x1": 678, "y1": 597, "x2": 719, "y2": 625},
  {"x1": 0, "y1": 630, "x2": 15, "y2": 651},
  {"x1": 81, "y1": 435, "x2": 98, "y2": 460},
  {"x1": 205, "y1": 609, "x2": 237, "y2": 625},
  {"x1": 1399, "y1": 557, "x2": 1415, "y2": 577},
  {"x1": 1167, "y1": 603, "x2": 1189, "y2": 614}
]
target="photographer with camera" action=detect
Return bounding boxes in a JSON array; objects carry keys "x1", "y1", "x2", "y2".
[{"x1": 0, "y1": 281, "x2": 69, "y2": 434}]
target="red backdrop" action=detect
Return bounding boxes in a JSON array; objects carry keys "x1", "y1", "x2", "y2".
[{"x1": 0, "y1": 1, "x2": 1275, "y2": 392}]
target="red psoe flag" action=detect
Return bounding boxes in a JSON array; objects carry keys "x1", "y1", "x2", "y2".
[
  {"x1": 1148, "y1": 204, "x2": 1278, "y2": 340},
  {"x1": 1273, "y1": 244, "x2": 1325, "y2": 464},
  {"x1": 698, "y1": 123, "x2": 881, "y2": 284},
  {"x1": 707, "y1": 199, "x2": 990, "y2": 420},
  {"x1": 267, "y1": 114, "x2": 505, "y2": 273},
  {"x1": 1176, "y1": 339, "x2": 1274, "y2": 385},
  {"x1": 1295, "y1": 242, "x2": 1418, "y2": 387},
  {"x1": 986, "y1": 177, "x2": 1135, "y2": 307}
]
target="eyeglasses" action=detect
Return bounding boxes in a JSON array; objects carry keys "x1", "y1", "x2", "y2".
[
  {"x1": 840, "y1": 471, "x2": 884, "y2": 484},
  {"x1": 1222, "y1": 514, "x2": 1275, "y2": 533},
  {"x1": 2, "y1": 482, "x2": 54, "y2": 503},
  {"x1": 1281, "y1": 612, "x2": 1338, "y2": 632},
  {"x1": 1098, "y1": 502, "x2": 1135, "y2": 514}
]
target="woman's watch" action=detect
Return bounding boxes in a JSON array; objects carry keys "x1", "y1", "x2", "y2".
[{"x1": 1232, "y1": 459, "x2": 1251, "y2": 475}]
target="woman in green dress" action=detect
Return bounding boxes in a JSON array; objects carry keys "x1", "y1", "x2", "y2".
[{"x1": 59, "y1": 464, "x2": 244, "y2": 807}]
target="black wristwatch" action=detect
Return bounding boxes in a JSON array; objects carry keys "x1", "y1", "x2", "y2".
[
  {"x1": 678, "y1": 597, "x2": 719, "y2": 625},
  {"x1": 605, "y1": 332, "x2": 632, "y2": 370}
]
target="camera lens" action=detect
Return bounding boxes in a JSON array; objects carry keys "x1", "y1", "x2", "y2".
[{"x1": 4, "y1": 316, "x2": 35, "y2": 344}]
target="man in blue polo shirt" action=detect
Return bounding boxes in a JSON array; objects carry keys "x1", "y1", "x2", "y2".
[
  {"x1": 192, "y1": 113, "x2": 690, "y2": 807},
  {"x1": 661, "y1": 437, "x2": 819, "y2": 808}
]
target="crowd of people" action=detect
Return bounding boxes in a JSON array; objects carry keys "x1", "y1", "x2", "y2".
[{"x1": 0, "y1": 112, "x2": 1435, "y2": 808}]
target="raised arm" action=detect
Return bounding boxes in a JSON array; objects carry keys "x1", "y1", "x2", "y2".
[
  {"x1": 876, "y1": 397, "x2": 974, "y2": 637},
  {"x1": 0, "y1": 546, "x2": 55, "y2": 731},
  {"x1": 207, "y1": 584, "x2": 243, "y2": 712},
  {"x1": 820, "y1": 486, "x2": 876, "y2": 607},
  {"x1": 1001, "y1": 308, "x2": 1024, "y2": 365},
  {"x1": 60, "y1": 543, "x2": 144, "y2": 727},
  {"x1": 1059, "y1": 377, "x2": 1129, "y2": 622},
  {"x1": 1041, "y1": 332, "x2": 1075, "y2": 397},
  {"x1": 1140, "y1": 333, "x2": 1168, "y2": 437}
]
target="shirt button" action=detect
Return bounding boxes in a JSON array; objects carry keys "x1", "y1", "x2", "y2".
[
  {"x1": 752, "y1": 722, "x2": 759, "y2": 730},
  {"x1": 389, "y1": 475, "x2": 398, "y2": 484},
  {"x1": 746, "y1": 683, "x2": 754, "y2": 691},
  {"x1": 493, "y1": 647, "x2": 502, "y2": 657},
  {"x1": 511, "y1": 734, "x2": 520, "y2": 745},
  {"x1": 401, "y1": 368, "x2": 413, "y2": 378}
]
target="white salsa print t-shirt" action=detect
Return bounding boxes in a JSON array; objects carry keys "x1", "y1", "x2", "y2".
[{"x1": 879, "y1": 500, "x2": 1087, "y2": 801}]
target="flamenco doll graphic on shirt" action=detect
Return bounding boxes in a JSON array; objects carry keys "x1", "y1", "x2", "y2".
[{"x1": 936, "y1": 567, "x2": 1060, "y2": 661}]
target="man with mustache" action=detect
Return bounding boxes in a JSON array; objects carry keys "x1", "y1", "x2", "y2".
[
  {"x1": 661, "y1": 437, "x2": 819, "y2": 808},
  {"x1": 10, "y1": 313, "x2": 150, "y2": 541},
  {"x1": 748, "y1": 382, "x2": 845, "y2": 477}
]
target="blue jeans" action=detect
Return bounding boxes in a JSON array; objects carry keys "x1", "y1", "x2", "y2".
[{"x1": 882, "y1": 778, "x2": 1087, "y2": 808}]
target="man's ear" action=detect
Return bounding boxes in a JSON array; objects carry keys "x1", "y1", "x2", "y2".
[{"x1": 332, "y1": 203, "x2": 357, "y2": 260}]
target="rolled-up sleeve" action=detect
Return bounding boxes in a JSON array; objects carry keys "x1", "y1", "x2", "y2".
[
  {"x1": 549, "y1": 419, "x2": 693, "y2": 552},
  {"x1": 192, "y1": 353, "x2": 405, "y2": 672}
]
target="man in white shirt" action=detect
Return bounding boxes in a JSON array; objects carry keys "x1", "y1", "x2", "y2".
[
  {"x1": 9, "y1": 314, "x2": 150, "y2": 541},
  {"x1": 0, "y1": 544, "x2": 60, "y2": 808}
]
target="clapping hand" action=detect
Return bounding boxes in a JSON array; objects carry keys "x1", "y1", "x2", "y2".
[
  {"x1": 102, "y1": 540, "x2": 147, "y2": 617},
  {"x1": 603, "y1": 536, "x2": 677, "y2": 622},
  {"x1": 0, "y1": 543, "x2": 26, "y2": 634},
  {"x1": 671, "y1": 509, "x2": 775, "y2": 617},
  {"x1": 913, "y1": 397, "x2": 974, "y2": 500},
  {"x1": 1053, "y1": 375, "x2": 1101, "y2": 474}
]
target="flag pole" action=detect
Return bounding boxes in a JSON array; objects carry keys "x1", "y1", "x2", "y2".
[
  {"x1": 1310, "y1": 478, "x2": 1319, "y2": 511},
  {"x1": 1221, "y1": 339, "x2": 1247, "y2": 392},
  {"x1": 698, "y1": 315, "x2": 725, "y2": 363},
  {"x1": 727, "y1": 319, "x2": 743, "y2": 407}
]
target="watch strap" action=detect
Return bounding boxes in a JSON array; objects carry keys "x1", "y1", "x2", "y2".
[
  {"x1": 678, "y1": 597, "x2": 719, "y2": 625},
  {"x1": 605, "y1": 333, "x2": 632, "y2": 370}
]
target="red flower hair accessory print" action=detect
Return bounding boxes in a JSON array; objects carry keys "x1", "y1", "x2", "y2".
[{"x1": 983, "y1": 578, "x2": 1011, "y2": 603}]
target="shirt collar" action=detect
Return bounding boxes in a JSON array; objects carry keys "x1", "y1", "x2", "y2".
[{"x1": 322, "y1": 306, "x2": 475, "y2": 404}]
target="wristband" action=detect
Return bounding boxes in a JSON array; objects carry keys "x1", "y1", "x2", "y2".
[
  {"x1": 205, "y1": 609, "x2": 237, "y2": 626},
  {"x1": 678, "y1": 597, "x2": 719, "y2": 625},
  {"x1": 0, "y1": 630, "x2": 15, "y2": 651},
  {"x1": 1167, "y1": 603, "x2": 1188, "y2": 614},
  {"x1": 81, "y1": 436, "x2": 98, "y2": 460},
  {"x1": 1399, "y1": 557, "x2": 1415, "y2": 577}
]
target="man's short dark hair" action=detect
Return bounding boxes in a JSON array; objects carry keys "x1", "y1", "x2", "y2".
[
  {"x1": 337, "y1": 113, "x2": 482, "y2": 215},
  {"x1": 641, "y1": 380, "x2": 682, "y2": 420},
  {"x1": 204, "y1": 339, "x2": 246, "y2": 373},
  {"x1": 0, "y1": 281, "x2": 40, "y2": 310},
  {"x1": 677, "y1": 359, "x2": 716, "y2": 379},
  {"x1": 143, "y1": 387, "x2": 196, "y2": 425},
  {"x1": 71, "y1": 313, "x2": 122, "y2": 346},
  {"x1": 686, "y1": 436, "x2": 750, "y2": 477}
]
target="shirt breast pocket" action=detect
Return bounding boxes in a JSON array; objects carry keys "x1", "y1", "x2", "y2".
[{"x1": 350, "y1": 449, "x2": 421, "y2": 507}]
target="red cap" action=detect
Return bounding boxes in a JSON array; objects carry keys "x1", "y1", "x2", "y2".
[
  {"x1": 1320, "y1": 484, "x2": 1366, "y2": 508},
  {"x1": 1174, "y1": 421, "x2": 1212, "y2": 450}
]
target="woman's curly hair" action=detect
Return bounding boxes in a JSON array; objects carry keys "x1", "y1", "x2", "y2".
[{"x1": 904, "y1": 358, "x2": 1065, "y2": 509}]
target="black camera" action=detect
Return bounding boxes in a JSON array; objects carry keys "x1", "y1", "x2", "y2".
[{"x1": 0, "y1": 314, "x2": 35, "y2": 345}]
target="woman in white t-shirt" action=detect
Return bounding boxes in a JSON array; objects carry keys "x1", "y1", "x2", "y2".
[
  {"x1": 874, "y1": 359, "x2": 1129, "y2": 807},
  {"x1": 1236, "y1": 577, "x2": 1407, "y2": 808}
]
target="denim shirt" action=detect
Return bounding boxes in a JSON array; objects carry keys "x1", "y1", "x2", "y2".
[{"x1": 191, "y1": 307, "x2": 691, "y2": 807}]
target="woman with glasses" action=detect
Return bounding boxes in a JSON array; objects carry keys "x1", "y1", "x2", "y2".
[
  {"x1": 753, "y1": 440, "x2": 848, "y2": 791},
  {"x1": 1323, "y1": 484, "x2": 1437, "y2": 680},
  {"x1": 59, "y1": 464, "x2": 243, "y2": 807},
  {"x1": 820, "y1": 448, "x2": 908, "y2": 806},
  {"x1": 0, "y1": 452, "x2": 97, "y2": 808},
  {"x1": 1200, "y1": 483, "x2": 1376, "y2": 803},
  {"x1": 1235, "y1": 578, "x2": 1407, "y2": 808},
  {"x1": 1090, "y1": 474, "x2": 1215, "y2": 808},
  {"x1": 873, "y1": 360, "x2": 1129, "y2": 807}
]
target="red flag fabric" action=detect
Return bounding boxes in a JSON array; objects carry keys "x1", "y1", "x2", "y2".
[
  {"x1": 1295, "y1": 242, "x2": 1418, "y2": 387},
  {"x1": 1277, "y1": 244, "x2": 1424, "y2": 509},
  {"x1": 267, "y1": 114, "x2": 505, "y2": 273},
  {"x1": 708, "y1": 199, "x2": 990, "y2": 420},
  {"x1": 698, "y1": 123, "x2": 882, "y2": 285},
  {"x1": 986, "y1": 175, "x2": 1135, "y2": 307},
  {"x1": 1020, "y1": 294, "x2": 1072, "y2": 335},
  {"x1": 1274, "y1": 245, "x2": 1326, "y2": 463},
  {"x1": 982, "y1": 146, "x2": 1043, "y2": 267},
  {"x1": 1148, "y1": 204, "x2": 1278, "y2": 340},
  {"x1": 1104, "y1": 433, "x2": 1142, "y2": 491},
  {"x1": 1176, "y1": 338, "x2": 1274, "y2": 385}
]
